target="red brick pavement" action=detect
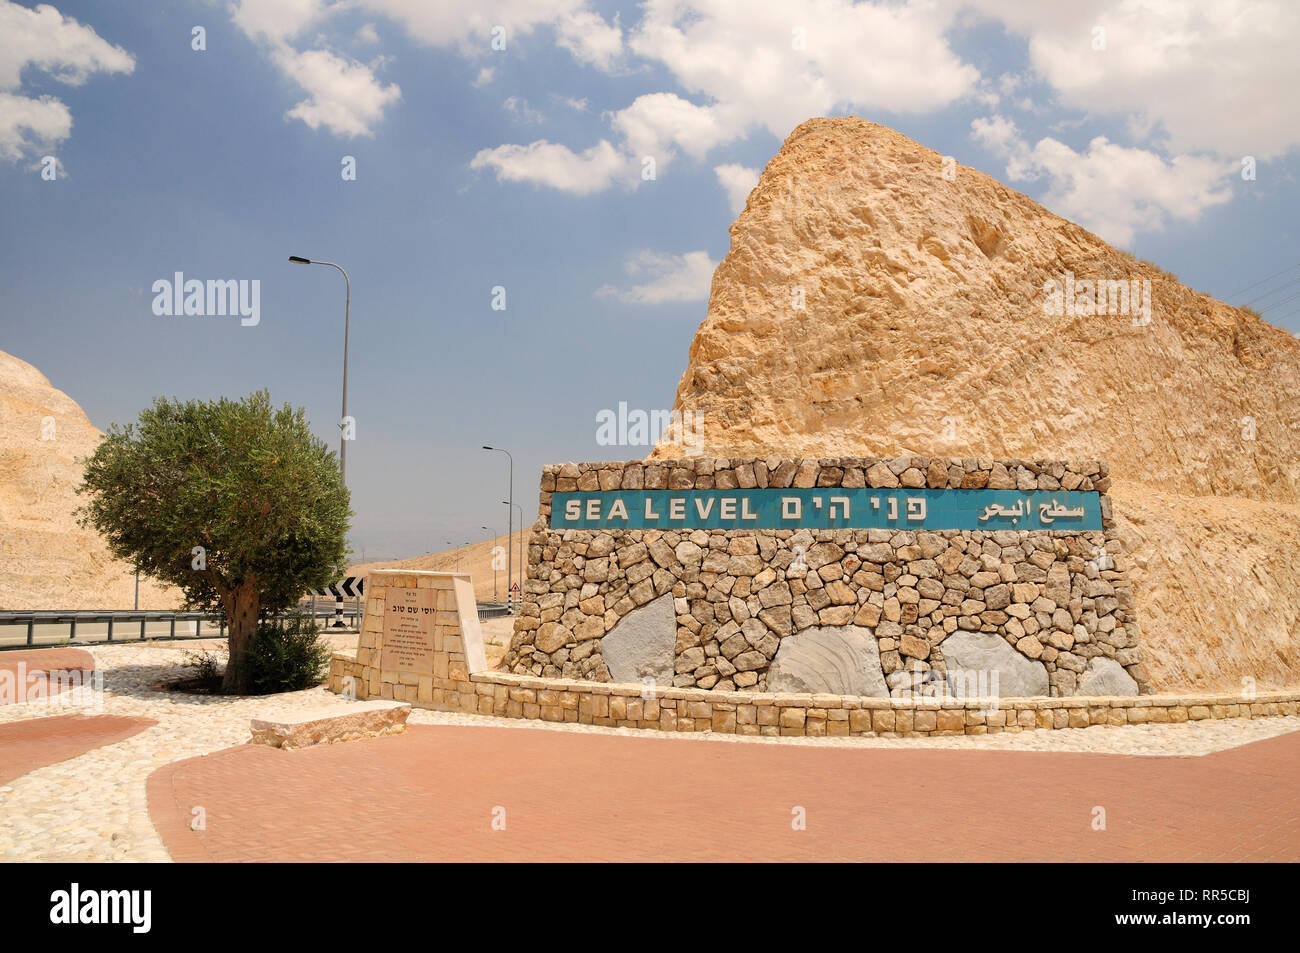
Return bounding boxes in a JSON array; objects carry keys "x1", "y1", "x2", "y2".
[
  {"x1": 0, "y1": 648, "x2": 96, "y2": 706},
  {"x1": 147, "y1": 723, "x2": 1300, "y2": 862},
  {"x1": 0, "y1": 648, "x2": 95, "y2": 675},
  {"x1": 0, "y1": 714, "x2": 157, "y2": 785}
]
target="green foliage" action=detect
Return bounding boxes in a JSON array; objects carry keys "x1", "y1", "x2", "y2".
[
  {"x1": 182, "y1": 648, "x2": 225, "y2": 683},
  {"x1": 246, "y1": 613, "x2": 332, "y2": 694},
  {"x1": 77, "y1": 390, "x2": 351, "y2": 614}
]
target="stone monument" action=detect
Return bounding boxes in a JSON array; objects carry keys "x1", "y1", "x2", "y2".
[
  {"x1": 331, "y1": 569, "x2": 487, "y2": 706},
  {"x1": 504, "y1": 456, "x2": 1145, "y2": 699}
]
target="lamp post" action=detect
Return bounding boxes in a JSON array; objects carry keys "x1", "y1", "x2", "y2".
[
  {"x1": 503, "y1": 500, "x2": 523, "y2": 608},
  {"x1": 445, "y1": 540, "x2": 456, "y2": 571},
  {"x1": 482, "y1": 446, "x2": 513, "y2": 613},
  {"x1": 482, "y1": 526, "x2": 498, "y2": 601},
  {"x1": 288, "y1": 256, "x2": 351, "y2": 485},
  {"x1": 290, "y1": 255, "x2": 351, "y2": 628}
]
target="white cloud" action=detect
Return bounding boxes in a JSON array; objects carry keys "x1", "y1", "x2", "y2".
[
  {"x1": 628, "y1": 0, "x2": 979, "y2": 144},
  {"x1": 229, "y1": 0, "x2": 323, "y2": 44},
  {"x1": 596, "y1": 249, "x2": 717, "y2": 304},
  {"x1": 556, "y1": 9, "x2": 622, "y2": 70},
  {"x1": 0, "y1": 1, "x2": 134, "y2": 88},
  {"x1": 0, "y1": 1, "x2": 134, "y2": 161},
  {"x1": 714, "y1": 163, "x2": 759, "y2": 214},
  {"x1": 356, "y1": 0, "x2": 591, "y2": 54},
  {"x1": 490, "y1": 91, "x2": 736, "y2": 190},
  {"x1": 274, "y1": 47, "x2": 401, "y2": 138},
  {"x1": 552, "y1": 94, "x2": 589, "y2": 112},
  {"x1": 970, "y1": 114, "x2": 1035, "y2": 177},
  {"x1": 230, "y1": 0, "x2": 400, "y2": 138},
  {"x1": 477, "y1": 1, "x2": 981, "y2": 198},
  {"x1": 230, "y1": 0, "x2": 612, "y2": 137},
  {"x1": 965, "y1": 0, "x2": 1300, "y2": 159},
  {"x1": 971, "y1": 115, "x2": 1234, "y2": 246},
  {"x1": 612, "y1": 92, "x2": 734, "y2": 163},
  {"x1": 470, "y1": 138, "x2": 626, "y2": 194},
  {"x1": 0, "y1": 90, "x2": 69, "y2": 162},
  {"x1": 503, "y1": 96, "x2": 544, "y2": 123}
]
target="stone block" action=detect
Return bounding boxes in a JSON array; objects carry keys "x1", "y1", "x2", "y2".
[
  {"x1": 249, "y1": 700, "x2": 410, "y2": 750},
  {"x1": 766, "y1": 625, "x2": 890, "y2": 696}
]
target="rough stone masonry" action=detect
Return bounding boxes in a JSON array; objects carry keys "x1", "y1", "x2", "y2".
[{"x1": 503, "y1": 457, "x2": 1149, "y2": 699}]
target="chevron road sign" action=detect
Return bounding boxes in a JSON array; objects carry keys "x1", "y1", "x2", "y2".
[
  {"x1": 308, "y1": 577, "x2": 365, "y2": 629},
  {"x1": 309, "y1": 577, "x2": 365, "y2": 598}
]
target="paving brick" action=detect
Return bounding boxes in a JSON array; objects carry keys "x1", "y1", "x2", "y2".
[{"x1": 146, "y1": 723, "x2": 1300, "y2": 862}]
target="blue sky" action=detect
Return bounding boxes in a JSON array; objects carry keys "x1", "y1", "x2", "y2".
[{"x1": 2, "y1": 0, "x2": 1297, "y2": 560}]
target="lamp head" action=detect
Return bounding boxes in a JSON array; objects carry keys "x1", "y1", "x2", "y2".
[{"x1": 288, "y1": 256, "x2": 311, "y2": 264}]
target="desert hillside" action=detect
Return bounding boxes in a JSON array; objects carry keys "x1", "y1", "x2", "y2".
[
  {"x1": 349, "y1": 531, "x2": 529, "y2": 604},
  {"x1": 0, "y1": 349, "x2": 180, "y2": 610},
  {"x1": 652, "y1": 117, "x2": 1300, "y2": 692}
]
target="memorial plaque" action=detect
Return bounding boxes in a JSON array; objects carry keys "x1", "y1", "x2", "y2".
[{"x1": 379, "y1": 585, "x2": 437, "y2": 674}]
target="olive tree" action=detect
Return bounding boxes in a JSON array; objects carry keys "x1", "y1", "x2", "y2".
[{"x1": 78, "y1": 391, "x2": 351, "y2": 693}]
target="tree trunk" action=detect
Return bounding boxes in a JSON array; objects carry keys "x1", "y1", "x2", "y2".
[{"x1": 220, "y1": 580, "x2": 260, "y2": 694}]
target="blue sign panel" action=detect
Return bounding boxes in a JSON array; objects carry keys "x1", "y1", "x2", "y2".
[{"x1": 551, "y1": 488, "x2": 1102, "y2": 532}]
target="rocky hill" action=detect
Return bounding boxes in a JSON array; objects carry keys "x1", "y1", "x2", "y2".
[
  {"x1": 0, "y1": 350, "x2": 179, "y2": 610},
  {"x1": 652, "y1": 117, "x2": 1300, "y2": 693},
  {"x1": 349, "y1": 530, "x2": 529, "y2": 604}
]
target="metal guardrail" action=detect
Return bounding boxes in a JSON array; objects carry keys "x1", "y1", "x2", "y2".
[
  {"x1": 1, "y1": 601, "x2": 507, "y2": 650},
  {"x1": 0, "y1": 606, "x2": 362, "y2": 650},
  {"x1": 0, "y1": 610, "x2": 224, "y2": 649}
]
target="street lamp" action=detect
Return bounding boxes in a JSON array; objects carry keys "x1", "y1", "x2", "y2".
[
  {"x1": 290, "y1": 255, "x2": 351, "y2": 627},
  {"x1": 481, "y1": 526, "x2": 498, "y2": 601},
  {"x1": 482, "y1": 446, "x2": 513, "y2": 613},
  {"x1": 503, "y1": 500, "x2": 523, "y2": 607},
  {"x1": 445, "y1": 540, "x2": 456, "y2": 571},
  {"x1": 288, "y1": 256, "x2": 351, "y2": 485}
]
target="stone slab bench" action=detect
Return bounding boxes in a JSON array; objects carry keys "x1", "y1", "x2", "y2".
[{"x1": 250, "y1": 699, "x2": 411, "y2": 749}]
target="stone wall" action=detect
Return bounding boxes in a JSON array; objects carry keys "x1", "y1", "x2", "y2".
[{"x1": 503, "y1": 457, "x2": 1149, "y2": 698}]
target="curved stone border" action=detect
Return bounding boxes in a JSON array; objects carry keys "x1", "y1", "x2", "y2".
[{"x1": 328, "y1": 653, "x2": 1297, "y2": 738}]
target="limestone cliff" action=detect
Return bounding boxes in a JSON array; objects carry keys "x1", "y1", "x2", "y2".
[
  {"x1": 0, "y1": 349, "x2": 179, "y2": 609},
  {"x1": 653, "y1": 117, "x2": 1300, "y2": 692}
]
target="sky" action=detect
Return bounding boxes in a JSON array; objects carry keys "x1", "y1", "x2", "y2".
[{"x1": 1, "y1": 0, "x2": 1297, "y2": 562}]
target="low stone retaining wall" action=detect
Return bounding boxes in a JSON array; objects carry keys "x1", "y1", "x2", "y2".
[{"x1": 327, "y1": 652, "x2": 1297, "y2": 737}]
